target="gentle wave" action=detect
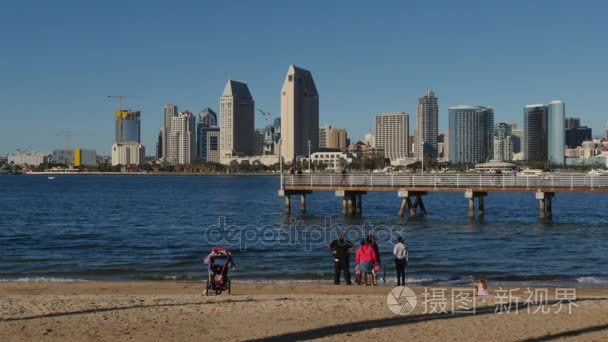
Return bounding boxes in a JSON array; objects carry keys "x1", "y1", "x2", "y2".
[
  {"x1": 0, "y1": 277, "x2": 89, "y2": 282},
  {"x1": 577, "y1": 276, "x2": 608, "y2": 285}
]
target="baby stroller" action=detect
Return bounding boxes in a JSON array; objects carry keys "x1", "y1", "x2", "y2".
[{"x1": 203, "y1": 247, "x2": 235, "y2": 296}]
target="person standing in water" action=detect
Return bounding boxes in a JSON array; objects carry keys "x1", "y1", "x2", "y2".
[
  {"x1": 393, "y1": 236, "x2": 408, "y2": 286},
  {"x1": 329, "y1": 232, "x2": 355, "y2": 285}
]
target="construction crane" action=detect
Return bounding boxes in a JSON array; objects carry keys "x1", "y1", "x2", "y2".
[{"x1": 257, "y1": 109, "x2": 274, "y2": 127}]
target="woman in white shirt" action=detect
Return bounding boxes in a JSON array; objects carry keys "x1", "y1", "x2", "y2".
[{"x1": 393, "y1": 237, "x2": 408, "y2": 286}]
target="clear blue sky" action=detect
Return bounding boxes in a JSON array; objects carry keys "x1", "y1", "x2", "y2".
[{"x1": 1, "y1": 0, "x2": 607, "y2": 155}]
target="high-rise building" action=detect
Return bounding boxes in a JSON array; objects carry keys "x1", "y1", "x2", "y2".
[
  {"x1": 220, "y1": 80, "x2": 255, "y2": 160},
  {"x1": 280, "y1": 65, "x2": 319, "y2": 161},
  {"x1": 111, "y1": 143, "x2": 145, "y2": 166},
  {"x1": 524, "y1": 104, "x2": 549, "y2": 162},
  {"x1": 326, "y1": 127, "x2": 348, "y2": 150},
  {"x1": 196, "y1": 107, "x2": 220, "y2": 162},
  {"x1": 199, "y1": 108, "x2": 218, "y2": 127},
  {"x1": 319, "y1": 125, "x2": 328, "y2": 149},
  {"x1": 156, "y1": 129, "x2": 163, "y2": 159},
  {"x1": 162, "y1": 104, "x2": 178, "y2": 158},
  {"x1": 548, "y1": 100, "x2": 565, "y2": 165},
  {"x1": 415, "y1": 90, "x2": 439, "y2": 161},
  {"x1": 511, "y1": 128, "x2": 524, "y2": 154},
  {"x1": 197, "y1": 126, "x2": 220, "y2": 163},
  {"x1": 565, "y1": 117, "x2": 581, "y2": 129},
  {"x1": 374, "y1": 112, "x2": 410, "y2": 162},
  {"x1": 448, "y1": 105, "x2": 494, "y2": 164},
  {"x1": 168, "y1": 111, "x2": 197, "y2": 164},
  {"x1": 254, "y1": 128, "x2": 265, "y2": 156},
  {"x1": 565, "y1": 126, "x2": 592, "y2": 148},
  {"x1": 493, "y1": 123, "x2": 513, "y2": 161},
  {"x1": 115, "y1": 110, "x2": 141, "y2": 144}
]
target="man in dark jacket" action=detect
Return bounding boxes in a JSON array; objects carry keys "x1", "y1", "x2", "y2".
[{"x1": 329, "y1": 233, "x2": 354, "y2": 285}]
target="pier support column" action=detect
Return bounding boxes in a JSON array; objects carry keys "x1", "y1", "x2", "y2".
[
  {"x1": 285, "y1": 195, "x2": 291, "y2": 213},
  {"x1": 398, "y1": 198, "x2": 407, "y2": 217},
  {"x1": 465, "y1": 191, "x2": 487, "y2": 220},
  {"x1": 398, "y1": 190, "x2": 428, "y2": 218},
  {"x1": 300, "y1": 194, "x2": 307, "y2": 213},
  {"x1": 336, "y1": 190, "x2": 367, "y2": 217},
  {"x1": 536, "y1": 192, "x2": 555, "y2": 221},
  {"x1": 278, "y1": 190, "x2": 311, "y2": 215}
]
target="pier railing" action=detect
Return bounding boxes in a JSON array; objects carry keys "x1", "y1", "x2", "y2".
[{"x1": 283, "y1": 173, "x2": 608, "y2": 191}]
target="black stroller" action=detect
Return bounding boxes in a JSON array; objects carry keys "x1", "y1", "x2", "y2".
[{"x1": 203, "y1": 247, "x2": 235, "y2": 296}]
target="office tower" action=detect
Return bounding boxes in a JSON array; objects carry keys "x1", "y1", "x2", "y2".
[
  {"x1": 511, "y1": 128, "x2": 524, "y2": 154},
  {"x1": 168, "y1": 111, "x2": 197, "y2": 164},
  {"x1": 374, "y1": 112, "x2": 410, "y2": 162},
  {"x1": 163, "y1": 104, "x2": 178, "y2": 158},
  {"x1": 111, "y1": 143, "x2": 145, "y2": 166},
  {"x1": 254, "y1": 128, "x2": 265, "y2": 155},
  {"x1": 220, "y1": 80, "x2": 255, "y2": 159},
  {"x1": 565, "y1": 126, "x2": 592, "y2": 148},
  {"x1": 565, "y1": 117, "x2": 580, "y2": 129},
  {"x1": 319, "y1": 125, "x2": 328, "y2": 149},
  {"x1": 548, "y1": 100, "x2": 565, "y2": 165},
  {"x1": 448, "y1": 105, "x2": 494, "y2": 164},
  {"x1": 156, "y1": 129, "x2": 163, "y2": 159},
  {"x1": 280, "y1": 65, "x2": 319, "y2": 161},
  {"x1": 115, "y1": 110, "x2": 141, "y2": 144},
  {"x1": 494, "y1": 123, "x2": 513, "y2": 161},
  {"x1": 524, "y1": 104, "x2": 549, "y2": 162},
  {"x1": 52, "y1": 149, "x2": 97, "y2": 166},
  {"x1": 326, "y1": 127, "x2": 348, "y2": 150},
  {"x1": 442, "y1": 130, "x2": 449, "y2": 160},
  {"x1": 604, "y1": 122, "x2": 608, "y2": 140},
  {"x1": 197, "y1": 107, "x2": 219, "y2": 161},
  {"x1": 415, "y1": 90, "x2": 439, "y2": 161},
  {"x1": 199, "y1": 108, "x2": 218, "y2": 127}
]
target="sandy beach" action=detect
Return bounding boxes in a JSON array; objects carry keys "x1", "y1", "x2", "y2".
[{"x1": 1, "y1": 281, "x2": 607, "y2": 341}]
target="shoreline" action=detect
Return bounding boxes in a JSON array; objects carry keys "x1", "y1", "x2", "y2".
[
  {"x1": 22, "y1": 172, "x2": 279, "y2": 176},
  {"x1": 1, "y1": 281, "x2": 608, "y2": 341}
]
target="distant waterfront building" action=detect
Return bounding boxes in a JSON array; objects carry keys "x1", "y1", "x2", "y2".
[
  {"x1": 415, "y1": 90, "x2": 439, "y2": 161},
  {"x1": 374, "y1": 112, "x2": 410, "y2": 162},
  {"x1": 280, "y1": 65, "x2": 319, "y2": 161},
  {"x1": 115, "y1": 110, "x2": 141, "y2": 144},
  {"x1": 169, "y1": 111, "x2": 197, "y2": 164},
  {"x1": 493, "y1": 123, "x2": 513, "y2": 161},
  {"x1": 162, "y1": 104, "x2": 178, "y2": 158},
  {"x1": 448, "y1": 105, "x2": 494, "y2": 164},
  {"x1": 319, "y1": 125, "x2": 328, "y2": 149},
  {"x1": 111, "y1": 143, "x2": 145, "y2": 166},
  {"x1": 7, "y1": 149, "x2": 50, "y2": 166},
  {"x1": 565, "y1": 117, "x2": 581, "y2": 129},
  {"x1": 52, "y1": 148, "x2": 97, "y2": 166},
  {"x1": 220, "y1": 80, "x2": 255, "y2": 161},
  {"x1": 320, "y1": 125, "x2": 348, "y2": 150},
  {"x1": 566, "y1": 126, "x2": 592, "y2": 148},
  {"x1": 548, "y1": 100, "x2": 566, "y2": 165},
  {"x1": 308, "y1": 151, "x2": 352, "y2": 172},
  {"x1": 524, "y1": 104, "x2": 549, "y2": 162}
]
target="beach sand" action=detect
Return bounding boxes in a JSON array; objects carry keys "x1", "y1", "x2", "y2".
[{"x1": 1, "y1": 282, "x2": 607, "y2": 341}]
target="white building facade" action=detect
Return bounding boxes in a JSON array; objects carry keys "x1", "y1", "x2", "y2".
[
  {"x1": 111, "y1": 143, "x2": 145, "y2": 166},
  {"x1": 374, "y1": 112, "x2": 410, "y2": 162}
]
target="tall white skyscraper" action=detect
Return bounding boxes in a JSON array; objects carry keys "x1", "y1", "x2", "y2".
[
  {"x1": 280, "y1": 65, "x2": 319, "y2": 161},
  {"x1": 162, "y1": 104, "x2": 178, "y2": 159},
  {"x1": 168, "y1": 111, "x2": 196, "y2": 164},
  {"x1": 493, "y1": 123, "x2": 513, "y2": 161},
  {"x1": 374, "y1": 112, "x2": 410, "y2": 162},
  {"x1": 548, "y1": 100, "x2": 565, "y2": 165},
  {"x1": 415, "y1": 90, "x2": 438, "y2": 161},
  {"x1": 220, "y1": 80, "x2": 255, "y2": 160}
]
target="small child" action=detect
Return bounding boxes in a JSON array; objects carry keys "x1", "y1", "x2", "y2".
[{"x1": 476, "y1": 277, "x2": 489, "y2": 296}]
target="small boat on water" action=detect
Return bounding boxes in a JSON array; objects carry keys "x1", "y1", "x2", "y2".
[{"x1": 48, "y1": 177, "x2": 55, "y2": 180}]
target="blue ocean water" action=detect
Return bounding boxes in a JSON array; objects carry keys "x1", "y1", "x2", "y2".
[{"x1": 1, "y1": 175, "x2": 607, "y2": 287}]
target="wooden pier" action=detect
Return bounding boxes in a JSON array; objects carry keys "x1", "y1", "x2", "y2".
[{"x1": 278, "y1": 173, "x2": 608, "y2": 220}]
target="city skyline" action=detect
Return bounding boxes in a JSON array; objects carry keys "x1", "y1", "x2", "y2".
[{"x1": 2, "y1": 1, "x2": 608, "y2": 155}]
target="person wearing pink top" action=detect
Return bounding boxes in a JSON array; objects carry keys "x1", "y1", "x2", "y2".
[{"x1": 355, "y1": 238, "x2": 379, "y2": 286}]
